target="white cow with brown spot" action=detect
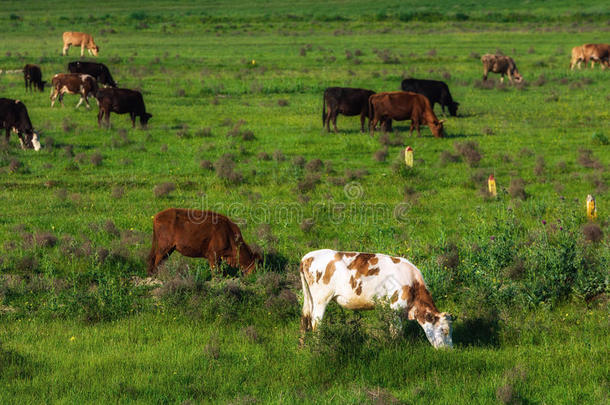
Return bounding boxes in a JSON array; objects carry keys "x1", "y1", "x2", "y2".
[
  {"x1": 50, "y1": 73, "x2": 98, "y2": 109},
  {"x1": 300, "y1": 249, "x2": 453, "y2": 349},
  {"x1": 62, "y1": 31, "x2": 99, "y2": 56}
]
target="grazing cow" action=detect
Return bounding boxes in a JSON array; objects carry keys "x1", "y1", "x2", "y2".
[
  {"x1": 369, "y1": 91, "x2": 445, "y2": 138},
  {"x1": 147, "y1": 208, "x2": 260, "y2": 275},
  {"x1": 582, "y1": 43, "x2": 610, "y2": 69},
  {"x1": 23, "y1": 64, "x2": 46, "y2": 92},
  {"x1": 300, "y1": 249, "x2": 453, "y2": 349},
  {"x1": 95, "y1": 88, "x2": 152, "y2": 128},
  {"x1": 481, "y1": 54, "x2": 523, "y2": 83},
  {"x1": 570, "y1": 46, "x2": 586, "y2": 70},
  {"x1": 68, "y1": 61, "x2": 116, "y2": 87},
  {"x1": 50, "y1": 73, "x2": 98, "y2": 108},
  {"x1": 400, "y1": 78, "x2": 459, "y2": 117},
  {"x1": 62, "y1": 31, "x2": 99, "y2": 56},
  {"x1": 0, "y1": 98, "x2": 41, "y2": 151},
  {"x1": 322, "y1": 87, "x2": 377, "y2": 133}
]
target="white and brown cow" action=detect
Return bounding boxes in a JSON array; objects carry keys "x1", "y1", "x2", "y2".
[
  {"x1": 62, "y1": 31, "x2": 99, "y2": 57},
  {"x1": 300, "y1": 249, "x2": 453, "y2": 349},
  {"x1": 50, "y1": 73, "x2": 98, "y2": 109}
]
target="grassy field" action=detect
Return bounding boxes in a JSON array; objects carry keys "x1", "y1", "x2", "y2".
[{"x1": 1, "y1": 1, "x2": 609, "y2": 403}]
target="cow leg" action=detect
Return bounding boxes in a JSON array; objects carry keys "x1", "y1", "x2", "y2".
[
  {"x1": 130, "y1": 113, "x2": 136, "y2": 128},
  {"x1": 105, "y1": 111, "x2": 111, "y2": 128},
  {"x1": 148, "y1": 247, "x2": 175, "y2": 276},
  {"x1": 360, "y1": 111, "x2": 366, "y2": 133},
  {"x1": 62, "y1": 44, "x2": 69, "y2": 56},
  {"x1": 310, "y1": 299, "x2": 330, "y2": 331},
  {"x1": 369, "y1": 116, "x2": 378, "y2": 136},
  {"x1": 97, "y1": 109, "x2": 104, "y2": 127},
  {"x1": 75, "y1": 96, "x2": 84, "y2": 109},
  {"x1": 5, "y1": 127, "x2": 10, "y2": 143},
  {"x1": 50, "y1": 89, "x2": 57, "y2": 107},
  {"x1": 483, "y1": 67, "x2": 488, "y2": 81},
  {"x1": 80, "y1": 44, "x2": 85, "y2": 57},
  {"x1": 84, "y1": 93, "x2": 91, "y2": 109},
  {"x1": 331, "y1": 112, "x2": 338, "y2": 133}
]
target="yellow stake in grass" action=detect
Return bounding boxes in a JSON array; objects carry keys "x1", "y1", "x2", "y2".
[
  {"x1": 586, "y1": 194, "x2": 597, "y2": 220},
  {"x1": 405, "y1": 146, "x2": 413, "y2": 168},
  {"x1": 488, "y1": 174, "x2": 497, "y2": 197}
]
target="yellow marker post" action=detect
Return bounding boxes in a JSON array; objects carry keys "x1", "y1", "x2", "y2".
[
  {"x1": 405, "y1": 146, "x2": 413, "y2": 168},
  {"x1": 488, "y1": 174, "x2": 497, "y2": 197},
  {"x1": 586, "y1": 194, "x2": 597, "y2": 220}
]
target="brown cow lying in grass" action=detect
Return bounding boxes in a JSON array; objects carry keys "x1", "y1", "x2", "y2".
[
  {"x1": 147, "y1": 208, "x2": 260, "y2": 275},
  {"x1": 62, "y1": 31, "x2": 99, "y2": 56}
]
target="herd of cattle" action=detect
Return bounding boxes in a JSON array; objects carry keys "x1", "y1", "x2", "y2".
[{"x1": 2, "y1": 31, "x2": 609, "y2": 349}]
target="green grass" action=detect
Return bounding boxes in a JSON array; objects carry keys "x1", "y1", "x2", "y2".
[{"x1": 1, "y1": 0, "x2": 609, "y2": 403}]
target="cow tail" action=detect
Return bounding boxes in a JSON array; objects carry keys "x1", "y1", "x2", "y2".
[
  {"x1": 368, "y1": 96, "x2": 374, "y2": 129},
  {"x1": 146, "y1": 223, "x2": 158, "y2": 275},
  {"x1": 322, "y1": 94, "x2": 326, "y2": 126},
  {"x1": 300, "y1": 261, "x2": 313, "y2": 332}
]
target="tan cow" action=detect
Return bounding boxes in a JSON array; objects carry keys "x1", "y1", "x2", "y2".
[
  {"x1": 62, "y1": 31, "x2": 99, "y2": 56},
  {"x1": 582, "y1": 43, "x2": 610, "y2": 69},
  {"x1": 50, "y1": 73, "x2": 98, "y2": 108},
  {"x1": 481, "y1": 54, "x2": 523, "y2": 83},
  {"x1": 570, "y1": 46, "x2": 585, "y2": 70}
]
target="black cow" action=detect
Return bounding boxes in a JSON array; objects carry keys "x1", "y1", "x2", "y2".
[
  {"x1": 322, "y1": 87, "x2": 378, "y2": 133},
  {"x1": 68, "y1": 61, "x2": 116, "y2": 87},
  {"x1": 23, "y1": 64, "x2": 46, "y2": 92},
  {"x1": 0, "y1": 98, "x2": 41, "y2": 150},
  {"x1": 95, "y1": 88, "x2": 152, "y2": 128},
  {"x1": 400, "y1": 79, "x2": 459, "y2": 117}
]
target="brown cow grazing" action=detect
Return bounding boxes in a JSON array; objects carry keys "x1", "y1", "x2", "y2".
[
  {"x1": 369, "y1": 91, "x2": 445, "y2": 138},
  {"x1": 582, "y1": 43, "x2": 610, "y2": 69},
  {"x1": 481, "y1": 54, "x2": 523, "y2": 83},
  {"x1": 570, "y1": 46, "x2": 586, "y2": 70},
  {"x1": 95, "y1": 88, "x2": 152, "y2": 128},
  {"x1": 23, "y1": 64, "x2": 46, "y2": 92},
  {"x1": 50, "y1": 73, "x2": 98, "y2": 108},
  {"x1": 62, "y1": 31, "x2": 99, "y2": 56},
  {"x1": 147, "y1": 208, "x2": 260, "y2": 275}
]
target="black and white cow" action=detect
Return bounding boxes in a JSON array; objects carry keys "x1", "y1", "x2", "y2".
[{"x1": 0, "y1": 98, "x2": 41, "y2": 150}]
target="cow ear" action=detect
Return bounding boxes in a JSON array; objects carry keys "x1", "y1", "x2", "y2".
[{"x1": 454, "y1": 102, "x2": 460, "y2": 106}]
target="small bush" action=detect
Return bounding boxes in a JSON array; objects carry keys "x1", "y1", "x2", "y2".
[
  {"x1": 277, "y1": 99, "x2": 289, "y2": 107},
  {"x1": 112, "y1": 186, "x2": 124, "y2": 199},
  {"x1": 577, "y1": 149, "x2": 602, "y2": 169},
  {"x1": 297, "y1": 174, "x2": 320, "y2": 193},
  {"x1": 582, "y1": 223, "x2": 603, "y2": 243},
  {"x1": 35, "y1": 232, "x2": 58, "y2": 248},
  {"x1": 154, "y1": 182, "x2": 176, "y2": 198},
  {"x1": 534, "y1": 156, "x2": 545, "y2": 177},
  {"x1": 103, "y1": 220, "x2": 120, "y2": 238},
  {"x1": 454, "y1": 141, "x2": 482, "y2": 167},
  {"x1": 374, "y1": 147, "x2": 389, "y2": 162},
  {"x1": 508, "y1": 178, "x2": 527, "y2": 200},
  {"x1": 214, "y1": 154, "x2": 243, "y2": 183},
  {"x1": 300, "y1": 218, "x2": 315, "y2": 233},
  {"x1": 90, "y1": 152, "x2": 103, "y2": 166},
  {"x1": 200, "y1": 159, "x2": 214, "y2": 170},
  {"x1": 273, "y1": 150, "x2": 285, "y2": 162},
  {"x1": 591, "y1": 132, "x2": 608, "y2": 145},
  {"x1": 305, "y1": 158, "x2": 323, "y2": 173},
  {"x1": 258, "y1": 152, "x2": 271, "y2": 161},
  {"x1": 292, "y1": 156, "x2": 306, "y2": 168},
  {"x1": 439, "y1": 150, "x2": 460, "y2": 166}
]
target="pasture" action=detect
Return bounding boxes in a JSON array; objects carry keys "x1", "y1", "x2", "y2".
[{"x1": 1, "y1": 1, "x2": 609, "y2": 403}]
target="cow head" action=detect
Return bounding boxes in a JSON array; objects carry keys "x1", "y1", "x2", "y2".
[
  {"x1": 430, "y1": 120, "x2": 445, "y2": 138},
  {"x1": 449, "y1": 102, "x2": 459, "y2": 117},
  {"x1": 19, "y1": 131, "x2": 41, "y2": 151},
  {"x1": 91, "y1": 46, "x2": 99, "y2": 56},
  {"x1": 38, "y1": 80, "x2": 47, "y2": 92},
  {"x1": 141, "y1": 113, "x2": 153, "y2": 127},
  {"x1": 422, "y1": 312, "x2": 453, "y2": 349}
]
